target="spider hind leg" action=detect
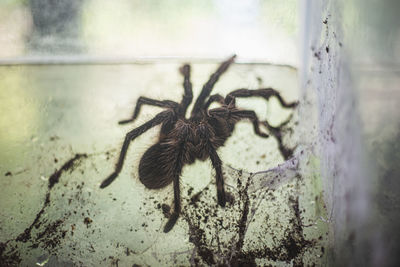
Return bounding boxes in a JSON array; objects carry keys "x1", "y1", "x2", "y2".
[
  {"x1": 207, "y1": 143, "x2": 226, "y2": 207},
  {"x1": 163, "y1": 162, "x2": 183, "y2": 233}
]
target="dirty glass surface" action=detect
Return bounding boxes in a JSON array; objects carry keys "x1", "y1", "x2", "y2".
[
  {"x1": 0, "y1": 0, "x2": 335, "y2": 266},
  {"x1": 0, "y1": 62, "x2": 328, "y2": 266}
]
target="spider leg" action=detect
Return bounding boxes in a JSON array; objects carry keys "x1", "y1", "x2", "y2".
[
  {"x1": 178, "y1": 64, "x2": 193, "y2": 116},
  {"x1": 207, "y1": 144, "x2": 226, "y2": 207},
  {"x1": 262, "y1": 117, "x2": 295, "y2": 160},
  {"x1": 163, "y1": 143, "x2": 185, "y2": 232},
  {"x1": 191, "y1": 55, "x2": 236, "y2": 117},
  {"x1": 163, "y1": 172, "x2": 182, "y2": 233},
  {"x1": 225, "y1": 88, "x2": 298, "y2": 108},
  {"x1": 232, "y1": 110, "x2": 270, "y2": 138},
  {"x1": 204, "y1": 94, "x2": 225, "y2": 110},
  {"x1": 100, "y1": 111, "x2": 172, "y2": 188},
  {"x1": 119, "y1": 97, "x2": 178, "y2": 125},
  {"x1": 197, "y1": 123, "x2": 226, "y2": 206}
]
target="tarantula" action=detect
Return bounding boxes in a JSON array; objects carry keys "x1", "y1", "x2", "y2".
[{"x1": 100, "y1": 55, "x2": 297, "y2": 232}]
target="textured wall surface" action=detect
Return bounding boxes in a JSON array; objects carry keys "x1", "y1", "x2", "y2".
[{"x1": 299, "y1": 0, "x2": 400, "y2": 266}]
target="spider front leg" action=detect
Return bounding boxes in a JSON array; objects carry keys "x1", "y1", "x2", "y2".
[
  {"x1": 204, "y1": 94, "x2": 225, "y2": 110},
  {"x1": 100, "y1": 111, "x2": 172, "y2": 188},
  {"x1": 225, "y1": 88, "x2": 298, "y2": 108},
  {"x1": 178, "y1": 64, "x2": 193, "y2": 116},
  {"x1": 209, "y1": 108, "x2": 269, "y2": 139},
  {"x1": 191, "y1": 55, "x2": 236, "y2": 117},
  {"x1": 119, "y1": 97, "x2": 178, "y2": 125},
  {"x1": 262, "y1": 116, "x2": 295, "y2": 160},
  {"x1": 233, "y1": 110, "x2": 270, "y2": 138}
]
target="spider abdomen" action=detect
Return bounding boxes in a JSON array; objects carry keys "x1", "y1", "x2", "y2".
[{"x1": 138, "y1": 143, "x2": 175, "y2": 189}]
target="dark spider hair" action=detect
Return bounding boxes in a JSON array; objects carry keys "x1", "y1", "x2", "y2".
[{"x1": 100, "y1": 55, "x2": 298, "y2": 232}]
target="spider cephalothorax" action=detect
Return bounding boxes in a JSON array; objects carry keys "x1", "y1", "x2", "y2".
[{"x1": 100, "y1": 55, "x2": 297, "y2": 232}]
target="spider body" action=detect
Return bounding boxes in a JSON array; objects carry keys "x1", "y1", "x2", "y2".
[
  {"x1": 139, "y1": 107, "x2": 240, "y2": 189},
  {"x1": 101, "y1": 56, "x2": 297, "y2": 232}
]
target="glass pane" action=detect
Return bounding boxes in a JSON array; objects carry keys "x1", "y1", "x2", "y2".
[
  {"x1": 0, "y1": 0, "x2": 298, "y2": 65},
  {"x1": 0, "y1": 1, "x2": 331, "y2": 266},
  {"x1": 0, "y1": 61, "x2": 330, "y2": 265}
]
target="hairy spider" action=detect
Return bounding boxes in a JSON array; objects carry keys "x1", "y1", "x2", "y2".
[{"x1": 100, "y1": 55, "x2": 298, "y2": 232}]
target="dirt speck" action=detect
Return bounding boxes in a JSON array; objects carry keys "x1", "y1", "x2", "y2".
[{"x1": 84, "y1": 217, "x2": 93, "y2": 228}]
